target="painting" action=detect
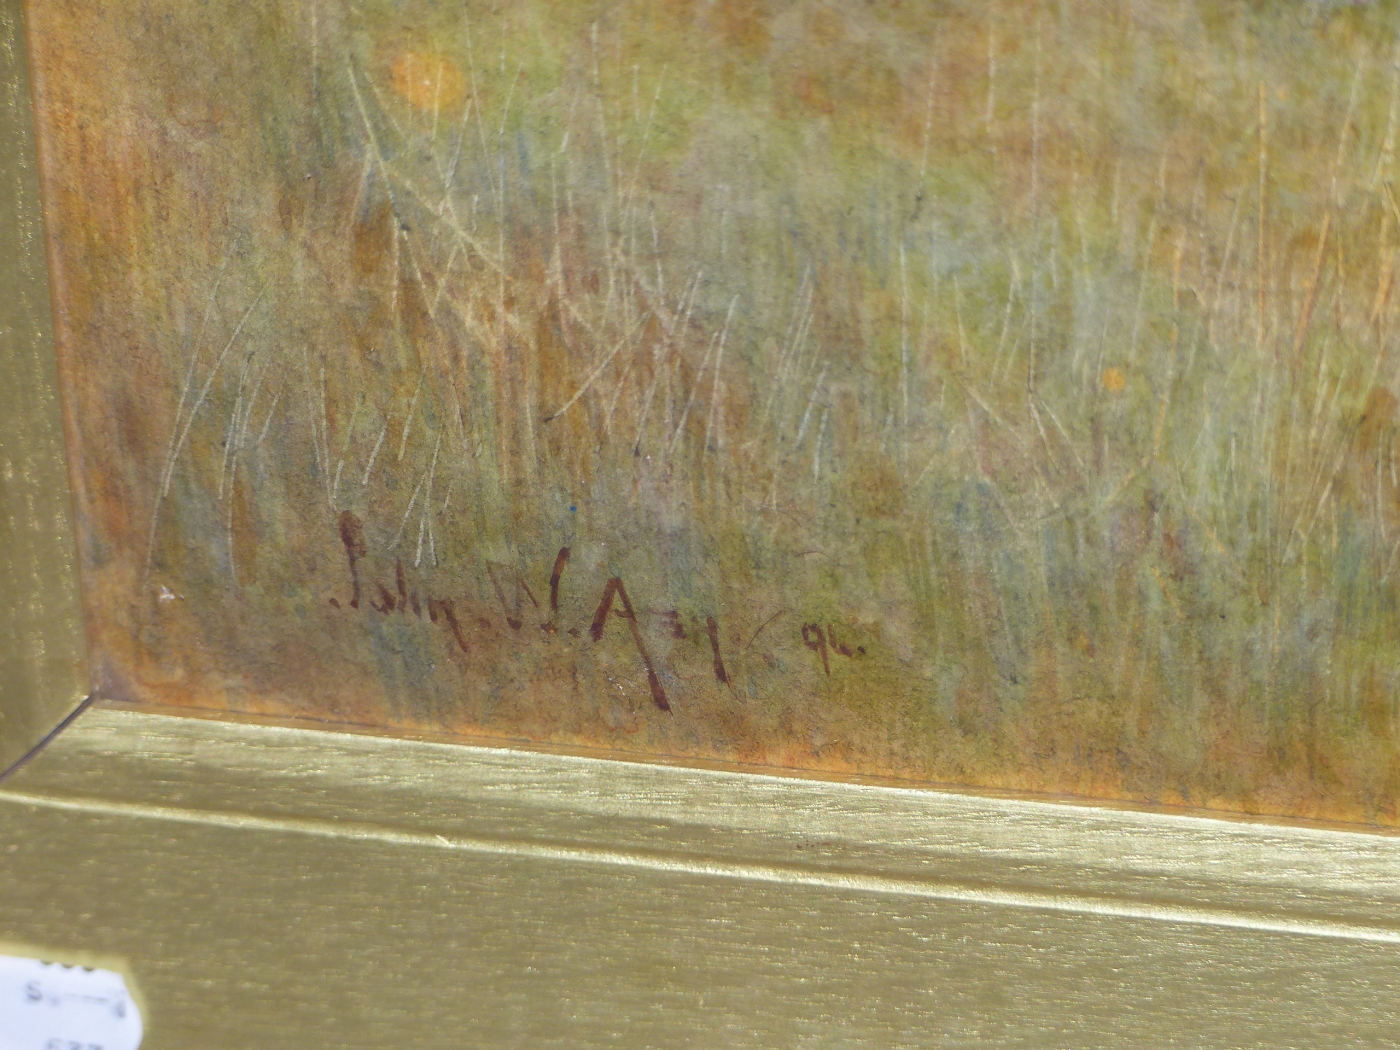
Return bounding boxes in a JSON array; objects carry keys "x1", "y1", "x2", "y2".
[{"x1": 24, "y1": 0, "x2": 1400, "y2": 823}]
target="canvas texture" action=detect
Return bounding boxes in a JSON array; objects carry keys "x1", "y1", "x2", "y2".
[{"x1": 24, "y1": 0, "x2": 1400, "y2": 823}]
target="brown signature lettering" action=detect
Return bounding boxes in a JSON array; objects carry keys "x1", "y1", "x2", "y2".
[{"x1": 330, "y1": 513, "x2": 865, "y2": 715}]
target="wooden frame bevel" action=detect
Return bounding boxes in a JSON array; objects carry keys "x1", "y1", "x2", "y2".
[
  {"x1": 3, "y1": 705, "x2": 1400, "y2": 1047},
  {"x1": 0, "y1": 0, "x2": 87, "y2": 774}
]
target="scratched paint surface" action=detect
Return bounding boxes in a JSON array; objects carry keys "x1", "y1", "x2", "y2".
[{"x1": 25, "y1": 0, "x2": 1400, "y2": 822}]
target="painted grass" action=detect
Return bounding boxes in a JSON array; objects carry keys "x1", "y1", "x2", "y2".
[{"x1": 43, "y1": 0, "x2": 1400, "y2": 822}]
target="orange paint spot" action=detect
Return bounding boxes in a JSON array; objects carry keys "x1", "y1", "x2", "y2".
[
  {"x1": 794, "y1": 73, "x2": 836, "y2": 116},
  {"x1": 389, "y1": 52, "x2": 465, "y2": 113},
  {"x1": 1101, "y1": 367, "x2": 1127, "y2": 393},
  {"x1": 717, "y1": 0, "x2": 770, "y2": 54}
]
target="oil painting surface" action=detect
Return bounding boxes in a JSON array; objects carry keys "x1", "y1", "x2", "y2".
[{"x1": 26, "y1": 0, "x2": 1400, "y2": 822}]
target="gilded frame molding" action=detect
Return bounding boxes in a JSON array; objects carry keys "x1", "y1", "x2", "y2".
[
  {"x1": 4, "y1": 705, "x2": 1400, "y2": 1047},
  {"x1": 0, "y1": 0, "x2": 87, "y2": 774}
]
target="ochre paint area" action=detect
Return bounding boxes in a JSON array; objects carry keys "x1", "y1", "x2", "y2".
[{"x1": 25, "y1": 0, "x2": 1400, "y2": 824}]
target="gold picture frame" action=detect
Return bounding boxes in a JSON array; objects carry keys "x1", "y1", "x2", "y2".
[{"x1": 0, "y1": 0, "x2": 86, "y2": 776}]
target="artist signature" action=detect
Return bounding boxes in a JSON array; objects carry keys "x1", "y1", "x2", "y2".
[{"x1": 327, "y1": 511, "x2": 865, "y2": 710}]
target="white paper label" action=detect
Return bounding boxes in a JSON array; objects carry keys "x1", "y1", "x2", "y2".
[{"x1": 0, "y1": 955, "x2": 142, "y2": 1050}]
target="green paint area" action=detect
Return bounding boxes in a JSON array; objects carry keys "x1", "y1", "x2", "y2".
[{"x1": 30, "y1": 0, "x2": 1400, "y2": 822}]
